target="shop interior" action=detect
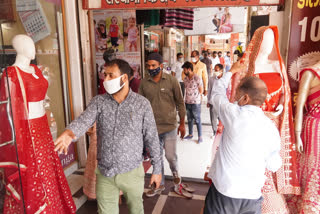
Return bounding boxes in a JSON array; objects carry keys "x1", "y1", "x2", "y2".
[{"x1": 0, "y1": 1, "x2": 287, "y2": 212}]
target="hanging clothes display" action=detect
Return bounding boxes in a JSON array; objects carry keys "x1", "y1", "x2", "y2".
[
  {"x1": 163, "y1": 9, "x2": 194, "y2": 30},
  {"x1": 230, "y1": 26, "x2": 301, "y2": 214},
  {"x1": 0, "y1": 66, "x2": 76, "y2": 214}
]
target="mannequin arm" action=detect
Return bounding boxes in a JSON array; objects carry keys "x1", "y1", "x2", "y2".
[{"x1": 295, "y1": 70, "x2": 314, "y2": 153}]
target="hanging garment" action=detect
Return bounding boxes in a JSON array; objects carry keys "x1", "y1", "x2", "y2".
[
  {"x1": 164, "y1": 9, "x2": 194, "y2": 30},
  {"x1": 288, "y1": 65, "x2": 320, "y2": 214},
  {"x1": 0, "y1": 65, "x2": 76, "y2": 214}
]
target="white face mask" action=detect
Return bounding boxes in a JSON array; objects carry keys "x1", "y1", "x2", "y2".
[
  {"x1": 213, "y1": 72, "x2": 221, "y2": 77},
  {"x1": 103, "y1": 75, "x2": 125, "y2": 94},
  {"x1": 191, "y1": 57, "x2": 197, "y2": 63},
  {"x1": 178, "y1": 58, "x2": 184, "y2": 63},
  {"x1": 233, "y1": 95, "x2": 245, "y2": 105}
]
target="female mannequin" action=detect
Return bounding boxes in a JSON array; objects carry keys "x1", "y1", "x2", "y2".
[
  {"x1": 294, "y1": 61, "x2": 320, "y2": 213},
  {"x1": 232, "y1": 26, "x2": 300, "y2": 214},
  {"x1": 0, "y1": 35, "x2": 76, "y2": 213}
]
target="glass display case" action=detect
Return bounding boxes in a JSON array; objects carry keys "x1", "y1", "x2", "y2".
[{"x1": 0, "y1": 0, "x2": 75, "y2": 212}]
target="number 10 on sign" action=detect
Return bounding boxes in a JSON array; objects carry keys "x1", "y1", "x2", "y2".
[{"x1": 298, "y1": 16, "x2": 320, "y2": 42}]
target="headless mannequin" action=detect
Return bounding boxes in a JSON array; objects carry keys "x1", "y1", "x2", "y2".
[
  {"x1": 295, "y1": 61, "x2": 320, "y2": 153},
  {"x1": 255, "y1": 29, "x2": 277, "y2": 74},
  {"x1": 11, "y1": 34, "x2": 45, "y2": 119},
  {"x1": 254, "y1": 29, "x2": 284, "y2": 116}
]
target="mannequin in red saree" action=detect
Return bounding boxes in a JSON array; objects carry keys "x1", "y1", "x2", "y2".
[
  {"x1": 230, "y1": 26, "x2": 300, "y2": 214},
  {"x1": 0, "y1": 35, "x2": 76, "y2": 213},
  {"x1": 291, "y1": 62, "x2": 320, "y2": 213}
]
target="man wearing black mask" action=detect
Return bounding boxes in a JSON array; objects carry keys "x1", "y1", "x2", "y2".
[{"x1": 139, "y1": 53, "x2": 186, "y2": 197}]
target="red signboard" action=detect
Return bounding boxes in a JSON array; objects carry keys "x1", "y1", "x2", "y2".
[
  {"x1": 83, "y1": 0, "x2": 283, "y2": 10},
  {"x1": 287, "y1": 0, "x2": 320, "y2": 106}
]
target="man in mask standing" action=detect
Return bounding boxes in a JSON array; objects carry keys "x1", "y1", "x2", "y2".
[
  {"x1": 54, "y1": 59, "x2": 161, "y2": 214},
  {"x1": 183, "y1": 50, "x2": 208, "y2": 95},
  {"x1": 172, "y1": 52, "x2": 185, "y2": 97},
  {"x1": 139, "y1": 53, "x2": 186, "y2": 197}
]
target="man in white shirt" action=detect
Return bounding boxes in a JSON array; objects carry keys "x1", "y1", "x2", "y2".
[
  {"x1": 204, "y1": 62, "x2": 282, "y2": 214},
  {"x1": 172, "y1": 52, "x2": 185, "y2": 97},
  {"x1": 211, "y1": 51, "x2": 220, "y2": 69},
  {"x1": 224, "y1": 51, "x2": 231, "y2": 72},
  {"x1": 207, "y1": 63, "x2": 224, "y2": 136}
]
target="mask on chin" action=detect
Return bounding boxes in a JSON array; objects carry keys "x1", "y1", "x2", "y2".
[
  {"x1": 148, "y1": 67, "x2": 161, "y2": 77},
  {"x1": 103, "y1": 75, "x2": 125, "y2": 94}
]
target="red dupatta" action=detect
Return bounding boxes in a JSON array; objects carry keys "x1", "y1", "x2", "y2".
[
  {"x1": 231, "y1": 26, "x2": 300, "y2": 195},
  {"x1": 0, "y1": 67, "x2": 48, "y2": 213}
]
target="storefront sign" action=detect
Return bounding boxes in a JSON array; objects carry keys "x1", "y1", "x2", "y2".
[
  {"x1": 83, "y1": 0, "x2": 283, "y2": 9},
  {"x1": 287, "y1": 0, "x2": 320, "y2": 105}
]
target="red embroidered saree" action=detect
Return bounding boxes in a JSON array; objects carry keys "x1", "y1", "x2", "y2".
[{"x1": 0, "y1": 66, "x2": 76, "y2": 214}]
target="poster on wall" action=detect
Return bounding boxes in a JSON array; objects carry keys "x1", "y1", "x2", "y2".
[
  {"x1": 94, "y1": 10, "x2": 140, "y2": 53},
  {"x1": 287, "y1": 0, "x2": 320, "y2": 103},
  {"x1": 93, "y1": 9, "x2": 141, "y2": 90},
  {"x1": 185, "y1": 7, "x2": 246, "y2": 36}
]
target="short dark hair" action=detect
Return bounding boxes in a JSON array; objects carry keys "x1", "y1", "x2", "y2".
[
  {"x1": 213, "y1": 51, "x2": 217, "y2": 55},
  {"x1": 105, "y1": 59, "x2": 132, "y2": 79},
  {"x1": 177, "y1": 53, "x2": 183, "y2": 58},
  {"x1": 226, "y1": 51, "x2": 230, "y2": 54},
  {"x1": 182, "y1": 61, "x2": 193, "y2": 71},
  {"x1": 214, "y1": 64, "x2": 224, "y2": 70},
  {"x1": 238, "y1": 76, "x2": 267, "y2": 106},
  {"x1": 191, "y1": 50, "x2": 199, "y2": 56},
  {"x1": 218, "y1": 51, "x2": 222, "y2": 54}
]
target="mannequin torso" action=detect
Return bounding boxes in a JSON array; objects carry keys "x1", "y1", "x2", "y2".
[
  {"x1": 253, "y1": 29, "x2": 284, "y2": 114},
  {"x1": 11, "y1": 35, "x2": 46, "y2": 119}
]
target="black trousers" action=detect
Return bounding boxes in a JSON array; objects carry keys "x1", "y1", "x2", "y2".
[{"x1": 204, "y1": 184, "x2": 263, "y2": 214}]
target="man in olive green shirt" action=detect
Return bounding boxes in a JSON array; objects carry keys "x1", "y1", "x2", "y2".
[{"x1": 139, "y1": 53, "x2": 186, "y2": 197}]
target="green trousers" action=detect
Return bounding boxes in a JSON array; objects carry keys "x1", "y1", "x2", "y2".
[{"x1": 96, "y1": 164, "x2": 145, "y2": 214}]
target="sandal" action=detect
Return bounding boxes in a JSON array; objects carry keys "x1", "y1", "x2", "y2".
[
  {"x1": 174, "y1": 184, "x2": 193, "y2": 199},
  {"x1": 181, "y1": 183, "x2": 195, "y2": 193}
]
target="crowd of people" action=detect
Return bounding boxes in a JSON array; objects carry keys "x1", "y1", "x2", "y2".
[
  {"x1": 54, "y1": 27, "x2": 309, "y2": 214},
  {"x1": 54, "y1": 47, "x2": 268, "y2": 214}
]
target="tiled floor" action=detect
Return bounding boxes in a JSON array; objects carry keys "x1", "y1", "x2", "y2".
[{"x1": 76, "y1": 176, "x2": 210, "y2": 214}]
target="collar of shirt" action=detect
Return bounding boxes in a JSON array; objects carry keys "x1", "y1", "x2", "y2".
[{"x1": 105, "y1": 88, "x2": 134, "y2": 105}]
